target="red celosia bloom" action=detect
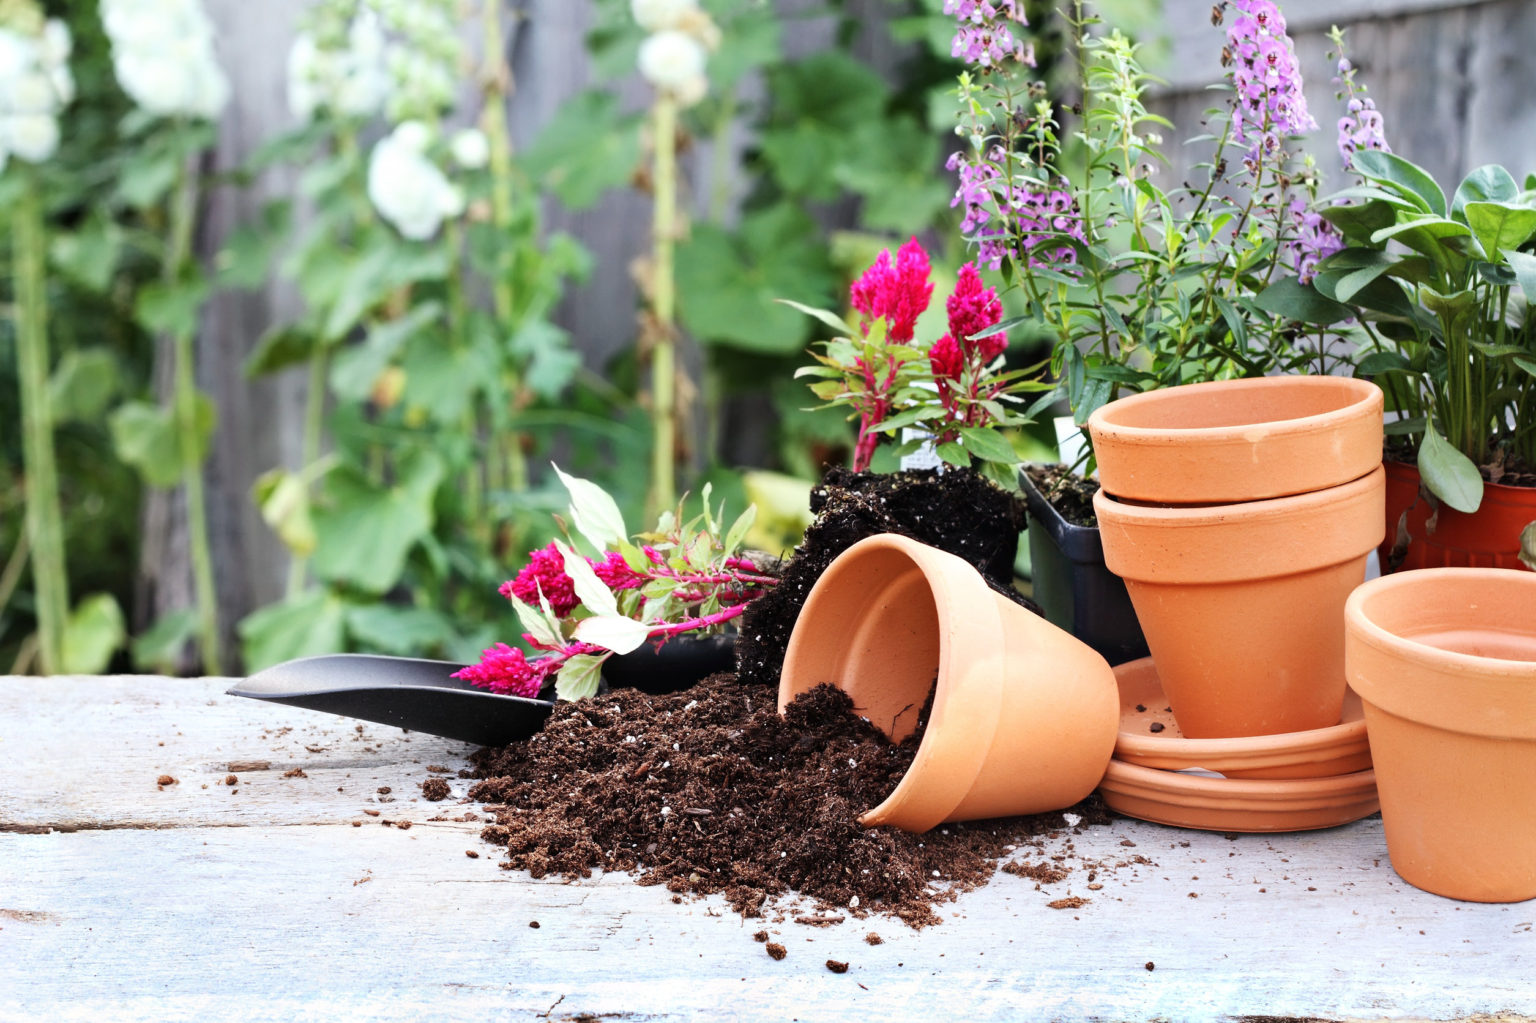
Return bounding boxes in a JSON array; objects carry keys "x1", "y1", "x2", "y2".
[
  {"x1": 451, "y1": 642, "x2": 549, "y2": 698},
  {"x1": 499, "y1": 543, "x2": 579, "y2": 616},
  {"x1": 591, "y1": 550, "x2": 648, "y2": 591},
  {"x1": 849, "y1": 236, "x2": 934, "y2": 343},
  {"x1": 946, "y1": 262, "x2": 1005, "y2": 362},
  {"x1": 928, "y1": 333, "x2": 964, "y2": 380}
]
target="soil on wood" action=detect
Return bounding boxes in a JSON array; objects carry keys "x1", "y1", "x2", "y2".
[
  {"x1": 735, "y1": 467, "x2": 1032, "y2": 690},
  {"x1": 466, "y1": 672, "x2": 1108, "y2": 928},
  {"x1": 1025, "y1": 463, "x2": 1100, "y2": 528}
]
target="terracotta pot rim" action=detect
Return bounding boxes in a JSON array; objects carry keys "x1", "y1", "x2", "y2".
[
  {"x1": 1346, "y1": 568, "x2": 1536, "y2": 676},
  {"x1": 1094, "y1": 465, "x2": 1384, "y2": 530},
  {"x1": 1103, "y1": 758, "x2": 1377, "y2": 800},
  {"x1": 1113, "y1": 657, "x2": 1370, "y2": 775},
  {"x1": 1087, "y1": 375, "x2": 1381, "y2": 442}
]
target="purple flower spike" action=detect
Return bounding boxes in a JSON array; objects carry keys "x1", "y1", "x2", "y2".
[{"x1": 1226, "y1": 0, "x2": 1316, "y2": 166}]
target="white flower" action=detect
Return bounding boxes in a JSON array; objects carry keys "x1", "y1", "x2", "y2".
[
  {"x1": 631, "y1": 0, "x2": 697, "y2": 31},
  {"x1": 0, "y1": 113, "x2": 60, "y2": 162},
  {"x1": 638, "y1": 29, "x2": 706, "y2": 93},
  {"x1": 100, "y1": 0, "x2": 229, "y2": 120},
  {"x1": 449, "y1": 127, "x2": 489, "y2": 170},
  {"x1": 673, "y1": 72, "x2": 707, "y2": 108},
  {"x1": 367, "y1": 122, "x2": 461, "y2": 240},
  {"x1": 286, "y1": 7, "x2": 390, "y2": 124},
  {"x1": 0, "y1": 29, "x2": 32, "y2": 82}
]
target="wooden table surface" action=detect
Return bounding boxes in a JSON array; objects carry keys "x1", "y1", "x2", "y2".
[{"x1": 1, "y1": 674, "x2": 1533, "y2": 1023}]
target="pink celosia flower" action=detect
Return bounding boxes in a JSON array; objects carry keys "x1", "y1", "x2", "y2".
[
  {"x1": 499, "y1": 543, "x2": 579, "y2": 616},
  {"x1": 849, "y1": 237, "x2": 934, "y2": 343},
  {"x1": 946, "y1": 262, "x2": 1004, "y2": 361},
  {"x1": 591, "y1": 550, "x2": 648, "y2": 591},
  {"x1": 928, "y1": 333, "x2": 964, "y2": 380},
  {"x1": 451, "y1": 642, "x2": 550, "y2": 698}
]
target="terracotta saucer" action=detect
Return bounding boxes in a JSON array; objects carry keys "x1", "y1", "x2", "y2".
[
  {"x1": 1114, "y1": 657, "x2": 1372, "y2": 779},
  {"x1": 1098, "y1": 760, "x2": 1380, "y2": 833}
]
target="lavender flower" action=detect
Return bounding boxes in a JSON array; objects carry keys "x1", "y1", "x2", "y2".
[
  {"x1": 1333, "y1": 54, "x2": 1390, "y2": 169},
  {"x1": 1285, "y1": 195, "x2": 1344, "y2": 284},
  {"x1": 1224, "y1": 0, "x2": 1316, "y2": 165},
  {"x1": 944, "y1": 0, "x2": 1034, "y2": 69},
  {"x1": 946, "y1": 145, "x2": 1087, "y2": 270}
]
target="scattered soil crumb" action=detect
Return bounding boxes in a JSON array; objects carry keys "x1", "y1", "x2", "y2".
[
  {"x1": 282, "y1": 768, "x2": 307, "y2": 779},
  {"x1": 1047, "y1": 896, "x2": 1090, "y2": 910},
  {"x1": 1145, "y1": 961, "x2": 1155, "y2": 971},
  {"x1": 528, "y1": 921, "x2": 540, "y2": 929},
  {"x1": 765, "y1": 943, "x2": 787, "y2": 961},
  {"x1": 363, "y1": 809, "x2": 381, "y2": 817},
  {"x1": 1003, "y1": 861, "x2": 1072, "y2": 884},
  {"x1": 395, "y1": 820, "x2": 412, "y2": 830},
  {"x1": 753, "y1": 930, "x2": 769, "y2": 943},
  {"x1": 377, "y1": 786, "x2": 391, "y2": 795},
  {"x1": 426, "y1": 764, "x2": 452, "y2": 773},
  {"x1": 421, "y1": 777, "x2": 451, "y2": 801},
  {"x1": 864, "y1": 933, "x2": 883, "y2": 946},
  {"x1": 351, "y1": 821, "x2": 362, "y2": 828},
  {"x1": 825, "y1": 960, "x2": 849, "y2": 974},
  {"x1": 156, "y1": 775, "x2": 176, "y2": 787},
  {"x1": 465, "y1": 850, "x2": 479, "y2": 858},
  {"x1": 224, "y1": 774, "x2": 238, "y2": 786},
  {"x1": 467, "y1": 672, "x2": 1113, "y2": 928}
]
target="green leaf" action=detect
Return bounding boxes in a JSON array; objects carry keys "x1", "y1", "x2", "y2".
[
  {"x1": 245, "y1": 324, "x2": 320, "y2": 377},
  {"x1": 343, "y1": 604, "x2": 456, "y2": 656},
  {"x1": 723, "y1": 504, "x2": 756, "y2": 556},
  {"x1": 1520, "y1": 521, "x2": 1536, "y2": 572},
  {"x1": 135, "y1": 278, "x2": 210, "y2": 338},
  {"x1": 311, "y1": 451, "x2": 444, "y2": 593},
  {"x1": 1463, "y1": 201, "x2": 1536, "y2": 259},
  {"x1": 1502, "y1": 248, "x2": 1536, "y2": 307},
  {"x1": 116, "y1": 145, "x2": 180, "y2": 208},
  {"x1": 108, "y1": 397, "x2": 215, "y2": 487},
  {"x1": 216, "y1": 199, "x2": 291, "y2": 289},
  {"x1": 521, "y1": 91, "x2": 641, "y2": 210},
  {"x1": 1355, "y1": 351, "x2": 1412, "y2": 376},
  {"x1": 50, "y1": 214, "x2": 123, "y2": 291},
  {"x1": 958, "y1": 427, "x2": 1019, "y2": 464},
  {"x1": 935, "y1": 441, "x2": 968, "y2": 467},
  {"x1": 831, "y1": 116, "x2": 953, "y2": 230},
  {"x1": 1418, "y1": 426, "x2": 1484, "y2": 514},
  {"x1": 49, "y1": 349, "x2": 120, "y2": 423},
  {"x1": 1451, "y1": 165, "x2": 1519, "y2": 222},
  {"x1": 328, "y1": 302, "x2": 444, "y2": 401},
  {"x1": 1253, "y1": 277, "x2": 1354, "y2": 325},
  {"x1": 554, "y1": 464, "x2": 628, "y2": 552},
  {"x1": 524, "y1": 343, "x2": 581, "y2": 401},
  {"x1": 511, "y1": 595, "x2": 562, "y2": 649},
  {"x1": 777, "y1": 298, "x2": 854, "y2": 336},
  {"x1": 1351, "y1": 150, "x2": 1447, "y2": 216},
  {"x1": 131, "y1": 609, "x2": 197, "y2": 674},
  {"x1": 1317, "y1": 199, "x2": 1398, "y2": 242},
  {"x1": 1514, "y1": 355, "x2": 1536, "y2": 380},
  {"x1": 238, "y1": 589, "x2": 348, "y2": 673},
  {"x1": 253, "y1": 468, "x2": 317, "y2": 558},
  {"x1": 321, "y1": 243, "x2": 449, "y2": 341},
  {"x1": 60, "y1": 593, "x2": 126, "y2": 675},
  {"x1": 555, "y1": 541, "x2": 619, "y2": 616},
  {"x1": 554, "y1": 652, "x2": 606, "y2": 702},
  {"x1": 573, "y1": 614, "x2": 652, "y2": 655}
]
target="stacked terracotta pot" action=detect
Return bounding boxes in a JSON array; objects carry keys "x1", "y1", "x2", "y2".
[{"x1": 1086, "y1": 376, "x2": 1388, "y2": 832}]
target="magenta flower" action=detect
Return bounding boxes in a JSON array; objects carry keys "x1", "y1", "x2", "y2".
[
  {"x1": 500, "y1": 543, "x2": 579, "y2": 616},
  {"x1": 944, "y1": 0, "x2": 1034, "y2": 69},
  {"x1": 452, "y1": 642, "x2": 550, "y2": 698},
  {"x1": 946, "y1": 262, "x2": 1005, "y2": 361},
  {"x1": 591, "y1": 550, "x2": 648, "y2": 591},
  {"x1": 929, "y1": 333, "x2": 964, "y2": 380},
  {"x1": 1225, "y1": 0, "x2": 1316, "y2": 165},
  {"x1": 1015, "y1": 184, "x2": 1087, "y2": 269},
  {"x1": 849, "y1": 236, "x2": 934, "y2": 343}
]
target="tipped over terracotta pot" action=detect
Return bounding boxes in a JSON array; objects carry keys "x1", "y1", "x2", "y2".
[
  {"x1": 778, "y1": 533, "x2": 1119, "y2": 833},
  {"x1": 1346, "y1": 568, "x2": 1536, "y2": 902},
  {"x1": 1095, "y1": 465, "x2": 1385, "y2": 738},
  {"x1": 1086, "y1": 375, "x2": 1383, "y2": 505}
]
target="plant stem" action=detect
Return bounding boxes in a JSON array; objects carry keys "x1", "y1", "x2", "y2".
[
  {"x1": 285, "y1": 346, "x2": 329, "y2": 598},
  {"x1": 649, "y1": 93, "x2": 679, "y2": 515},
  {"x1": 480, "y1": 0, "x2": 528, "y2": 494},
  {"x1": 168, "y1": 150, "x2": 222, "y2": 674},
  {"x1": 12, "y1": 173, "x2": 68, "y2": 674}
]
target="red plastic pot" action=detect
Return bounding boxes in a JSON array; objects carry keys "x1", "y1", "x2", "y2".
[{"x1": 1380, "y1": 460, "x2": 1536, "y2": 573}]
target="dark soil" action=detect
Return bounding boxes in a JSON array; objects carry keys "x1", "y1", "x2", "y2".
[
  {"x1": 466, "y1": 672, "x2": 1108, "y2": 927},
  {"x1": 735, "y1": 467, "x2": 1032, "y2": 689},
  {"x1": 1385, "y1": 438, "x2": 1536, "y2": 489},
  {"x1": 1024, "y1": 463, "x2": 1100, "y2": 528}
]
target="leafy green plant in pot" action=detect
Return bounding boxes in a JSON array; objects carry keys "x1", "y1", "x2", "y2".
[
  {"x1": 943, "y1": 1, "x2": 1345, "y2": 662},
  {"x1": 1302, "y1": 49, "x2": 1536, "y2": 571}
]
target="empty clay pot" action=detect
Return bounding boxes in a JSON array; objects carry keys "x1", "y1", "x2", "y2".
[
  {"x1": 1345, "y1": 568, "x2": 1536, "y2": 902},
  {"x1": 1094, "y1": 465, "x2": 1385, "y2": 738},
  {"x1": 778, "y1": 533, "x2": 1119, "y2": 833},
  {"x1": 1086, "y1": 375, "x2": 1383, "y2": 505}
]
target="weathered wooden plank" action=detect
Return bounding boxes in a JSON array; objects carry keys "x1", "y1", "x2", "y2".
[
  {"x1": 0, "y1": 676, "x2": 477, "y2": 831},
  {"x1": 1, "y1": 819, "x2": 1533, "y2": 1022}
]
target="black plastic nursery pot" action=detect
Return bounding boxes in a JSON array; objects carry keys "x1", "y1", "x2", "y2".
[
  {"x1": 600, "y1": 631, "x2": 738, "y2": 695},
  {"x1": 1020, "y1": 466, "x2": 1148, "y2": 666}
]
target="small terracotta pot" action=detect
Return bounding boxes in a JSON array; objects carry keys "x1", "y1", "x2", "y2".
[
  {"x1": 778, "y1": 533, "x2": 1119, "y2": 833},
  {"x1": 1380, "y1": 460, "x2": 1536, "y2": 573},
  {"x1": 1087, "y1": 376, "x2": 1383, "y2": 505},
  {"x1": 1345, "y1": 568, "x2": 1536, "y2": 902},
  {"x1": 1094, "y1": 466, "x2": 1385, "y2": 738}
]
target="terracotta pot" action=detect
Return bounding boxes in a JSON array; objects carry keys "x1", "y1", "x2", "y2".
[
  {"x1": 1086, "y1": 376, "x2": 1383, "y2": 505},
  {"x1": 1380, "y1": 460, "x2": 1536, "y2": 573},
  {"x1": 1345, "y1": 568, "x2": 1536, "y2": 902},
  {"x1": 1094, "y1": 465, "x2": 1385, "y2": 738},
  {"x1": 1098, "y1": 760, "x2": 1379, "y2": 833},
  {"x1": 778, "y1": 533, "x2": 1119, "y2": 833}
]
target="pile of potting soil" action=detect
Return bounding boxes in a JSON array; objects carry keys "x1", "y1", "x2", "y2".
[
  {"x1": 735, "y1": 467, "x2": 1032, "y2": 689},
  {"x1": 466, "y1": 672, "x2": 1109, "y2": 927}
]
